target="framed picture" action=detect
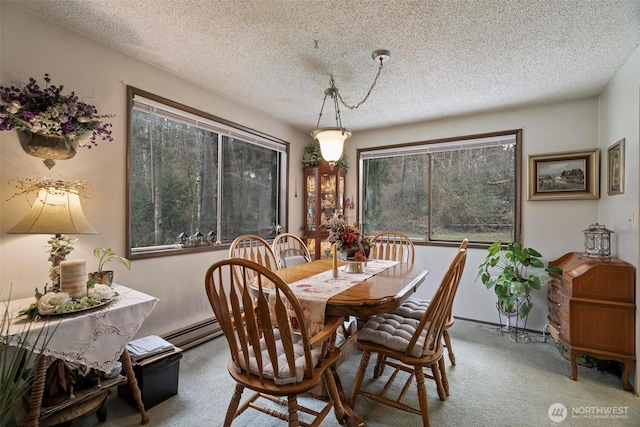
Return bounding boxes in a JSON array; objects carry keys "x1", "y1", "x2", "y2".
[
  {"x1": 527, "y1": 149, "x2": 599, "y2": 200},
  {"x1": 607, "y1": 138, "x2": 625, "y2": 196}
]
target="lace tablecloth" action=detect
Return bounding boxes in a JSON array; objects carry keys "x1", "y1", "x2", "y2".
[
  {"x1": 285, "y1": 259, "x2": 399, "y2": 335},
  {"x1": 1, "y1": 284, "x2": 158, "y2": 373}
]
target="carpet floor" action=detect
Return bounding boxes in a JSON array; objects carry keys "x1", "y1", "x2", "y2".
[{"x1": 72, "y1": 319, "x2": 639, "y2": 426}]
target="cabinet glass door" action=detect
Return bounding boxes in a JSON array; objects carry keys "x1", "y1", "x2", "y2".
[
  {"x1": 306, "y1": 174, "x2": 317, "y2": 231},
  {"x1": 320, "y1": 173, "x2": 337, "y2": 221}
]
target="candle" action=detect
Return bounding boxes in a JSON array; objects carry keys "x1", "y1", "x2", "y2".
[
  {"x1": 332, "y1": 244, "x2": 338, "y2": 278},
  {"x1": 60, "y1": 259, "x2": 87, "y2": 298}
]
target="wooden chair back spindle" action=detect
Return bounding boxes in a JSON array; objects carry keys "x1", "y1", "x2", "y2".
[{"x1": 370, "y1": 231, "x2": 415, "y2": 263}]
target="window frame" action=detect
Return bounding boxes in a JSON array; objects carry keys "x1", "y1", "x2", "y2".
[
  {"x1": 357, "y1": 129, "x2": 522, "y2": 248},
  {"x1": 126, "y1": 86, "x2": 289, "y2": 259}
]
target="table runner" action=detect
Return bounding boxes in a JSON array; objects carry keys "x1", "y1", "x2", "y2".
[{"x1": 284, "y1": 259, "x2": 399, "y2": 336}]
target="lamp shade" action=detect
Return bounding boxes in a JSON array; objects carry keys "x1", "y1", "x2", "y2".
[
  {"x1": 312, "y1": 127, "x2": 351, "y2": 165},
  {"x1": 8, "y1": 187, "x2": 97, "y2": 235}
]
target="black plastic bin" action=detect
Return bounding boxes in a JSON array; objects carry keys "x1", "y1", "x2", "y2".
[{"x1": 118, "y1": 350, "x2": 183, "y2": 409}]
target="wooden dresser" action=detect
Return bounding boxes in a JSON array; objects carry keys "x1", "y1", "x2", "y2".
[{"x1": 548, "y1": 252, "x2": 635, "y2": 391}]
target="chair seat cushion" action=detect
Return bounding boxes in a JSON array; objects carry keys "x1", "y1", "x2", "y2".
[
  {"x1": 392, "y1": 296, "x2": 429, "y2": 320},
  {"x1": 393, "y1": 297, "x2": 454, "y2": 327},
  {"x1": 358, "y1": 313, "x2": 433, "y2": 358},
  {"x1": 283, "y1": 255, "x2": 310, "y2": 267},
  {"x1": 234, "y1": 329, "x2": 321, "y2": 385}
]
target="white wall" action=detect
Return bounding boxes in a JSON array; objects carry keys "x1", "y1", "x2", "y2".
[
  {"x1": 0, "y1": 3, "x2": 307, "y2": 337},
  {"x1": 598, "y1": 44, "x2": 640, "y2": 390},
  {"x1": 344, "y1": 98, "x2": 601, "y2": 331}
]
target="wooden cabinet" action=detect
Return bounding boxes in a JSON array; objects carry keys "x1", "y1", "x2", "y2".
[
  {"x1": 303, "y1": 166, "x2": 346, "y2": 259},
  {"x1": 548, "y1": 252, "x2": 635, "y2": 390}
]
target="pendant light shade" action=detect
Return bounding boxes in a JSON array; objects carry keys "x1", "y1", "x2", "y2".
[
  {"x1": 312, "y1": 127, "x2": 351, "y2": 166},
  {"x1": 311, "y1": 50, "x2": 389, "y2": 168}
]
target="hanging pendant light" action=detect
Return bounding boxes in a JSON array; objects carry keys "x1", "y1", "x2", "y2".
[
  {"x1": 311, "y1": 50, "x2": 390, "y2": 168},
  {"x1": 311, "y1": 85, "x2": 351, "y2": 167}
]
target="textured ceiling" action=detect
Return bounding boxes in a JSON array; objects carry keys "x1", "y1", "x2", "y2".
[{"x1": 13, "y1": 0, "x2": 640, "y2": 133}]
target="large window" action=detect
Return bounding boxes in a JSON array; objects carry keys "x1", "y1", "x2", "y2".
[
  {"x1": 127, "y1": 87, "x2": 288, "y2": 257},
  {"x1": 359, "y1": 130, "x2": 521, "y2": 244}
]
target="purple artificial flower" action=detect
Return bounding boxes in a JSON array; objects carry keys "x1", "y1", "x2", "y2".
[{"x1": 0, "y1": 74, "x2": 114, "y2": 147}]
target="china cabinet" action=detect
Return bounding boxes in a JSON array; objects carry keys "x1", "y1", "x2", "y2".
[
  {"x1": 547, "y1": 252, "x2": 635, "y2": 390},
  {"x1": 303, "y1": 166, "x2": 347, "y2": 259}
]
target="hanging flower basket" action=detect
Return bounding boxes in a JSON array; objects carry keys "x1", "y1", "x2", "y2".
[
  {"x1": 0, "y1": 73, "x2": 114, "y2": 168},
  {"x1": 17, "y1": 130, "x2": 78, "y2": 169}
]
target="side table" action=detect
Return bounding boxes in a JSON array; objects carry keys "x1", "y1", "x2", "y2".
[{"x1": 3, "y1": 284, "x2": 158, "y2": 426}]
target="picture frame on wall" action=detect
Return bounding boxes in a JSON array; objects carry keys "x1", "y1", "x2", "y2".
[
  {"x1": 527, "y1": 149, "x2": 599, "y2": 200},
  {"x1": 607, "y1": 138, "x2": 625, "y2": 196}
]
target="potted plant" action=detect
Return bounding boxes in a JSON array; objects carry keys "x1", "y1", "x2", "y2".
[
  {"x1": 89, "y1": 247, "x2": 131, "y2": 286},
  {"x1": 0, "y1": 73, "x2": 114, "y2": 168},
  {"x1": 1, "y1": 292, "x2": 55, "y2": 425},
  {"x1": 477, "y1": 241, "x2": 562, "y2": 320}
]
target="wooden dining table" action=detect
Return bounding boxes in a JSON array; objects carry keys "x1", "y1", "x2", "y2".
[
  {"x1": 273, "y1": 258, "x2": 429, "y2": 317},
  {"x1": 272, "y1": 258, "x2": 429, "y2": 427}
]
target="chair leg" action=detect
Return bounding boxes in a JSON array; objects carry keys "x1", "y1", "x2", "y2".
[
  {"x1": 373, "y1": 353, "x2": 387, "y2": 378},
  {"x1": 438, "y1": 357, "x2": 450, "y2": 397},
  {"x1": 443, "y1": 330, "x2": 456, "y2": 366},
  {"x1": 430, "y1": 360, "x2": 447, "y2": 401},
  {"x1": 415, "y1": 366, "x2": 431, "y2": 427},
  {"x1": 349, "y1": 350, "x2": 372, "y2": 407},
  {"x1": 224, "y1": 383, "x2": 244, "y2": 426},
  {"x1": 287, "y1": 395, "x2": 299, "y2": 427},
  {"x1": 323, "y1": 368, "x2": 346, "y2": 423}
]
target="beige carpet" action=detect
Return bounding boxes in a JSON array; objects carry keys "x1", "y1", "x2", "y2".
[{"x1": 71, "y1": 319, "x2": 639, "y2": 426}]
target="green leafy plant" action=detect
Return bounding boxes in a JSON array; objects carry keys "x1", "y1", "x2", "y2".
[
  {"x1": 477, "y1": 241, "x2": 562, "y2": 319},
  {"x1": 302, "y1": 140, "x2": 349, "y2": 169},
  {"x1": 93, "y1": 247, "x2": 131, "y2": 272},
  {"x1": 1, "y1": 291, "x2": 56, "y2": 425}
]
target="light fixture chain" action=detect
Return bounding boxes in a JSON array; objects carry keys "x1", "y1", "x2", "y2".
[
  {"x1": 314, "y1": 91, "x2": 330, "y2": 130},
  {"x1": 333, "y1": 87, "x2": 342, "y2": 128},
  {"x1": 335, "y1": 59, "x2": 384, "y2": 110}
]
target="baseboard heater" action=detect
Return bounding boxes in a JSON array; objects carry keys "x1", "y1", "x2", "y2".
[{"x1": 162, "y1": 317, "x2": 223, "y2": 350}]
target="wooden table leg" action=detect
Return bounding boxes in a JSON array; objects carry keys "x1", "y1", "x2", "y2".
[
  {"x1": 120, "y1": 349, "x2": 150, "y2": 425},
  {"x1": 329, "y1": 366, "x2": 364, "y2": 427},
  {"x1": 24, "y1": 355, "x2": 52, "y2": 427}
]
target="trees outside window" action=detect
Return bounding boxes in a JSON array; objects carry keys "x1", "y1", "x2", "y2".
[
  {"x1": 128, "y1": 88, "x2": 287, "y2": 257},
  {"x1": 359, "y1": 130, "x2": 521, "y2": 244}
]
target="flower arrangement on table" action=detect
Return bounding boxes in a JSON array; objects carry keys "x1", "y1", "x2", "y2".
[
  {"x1": 19, "y1": 282, "x2": 116, "y2": 319},
  {"x1": 0, "y1": 73, "x2": 114, "y2": 148},
  {"x1": 321, "y1": 215, "x2": 371, "y2": 261}
]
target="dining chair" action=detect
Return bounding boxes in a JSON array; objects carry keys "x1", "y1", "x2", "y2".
[
  {"x1": 348, "y1": 245, "x2": 467, "y2": 427},
  {"x1": 369, "y1": 231, "x2": 415, "y2": 376},
  {"x1": 204, "y1": 258, "x2": 346, "y2": 426},
  {"x1": 392, "y1": 239, "x2": 468, "y2": 367},
  {"x1": 370, "y1": 231, "x2": 415, "y2": 263},
  {"x1": 272, "y1": 233, "x2": 311, "y2": 269},
  {"x1": 229, "y1": 234, "x2": 279, "y2": 270}
]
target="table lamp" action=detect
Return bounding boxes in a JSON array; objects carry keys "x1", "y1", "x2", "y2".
[{"x1": 8, "y1": 184, "x2": 97, "y2": 290}]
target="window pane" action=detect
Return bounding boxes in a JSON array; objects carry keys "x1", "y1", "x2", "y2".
[
  {"x1": 130, "y1": 109, "x2": 218, "y2": 248},
  {"x1": 430, "y1": 146, "x2": 514, "y2": 242},
  {"x1": 363, "y1": 154, "x2": 430, "y2": 239},
  {"x1": 360, "y1": 130, "x2": 519, "y2": 244},
  {"x1": 221, "y1": 136, "x2": 279, "y2": 241}
]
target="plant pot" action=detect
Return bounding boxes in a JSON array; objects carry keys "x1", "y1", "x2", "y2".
[
  {"x1": 17, "y1": 130, "x2": 78, "y2": 169},
  {"x1": 88, "y1": 271, "x2": 114, "y2": 286}
]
